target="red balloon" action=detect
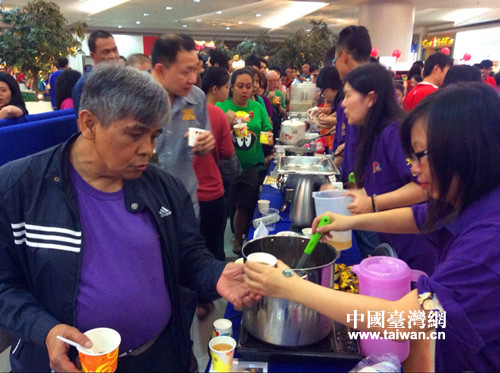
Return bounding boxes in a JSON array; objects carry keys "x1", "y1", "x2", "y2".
[
  {"x1": 463, "y1": 53, "x2": 471, "y2": 61},
  {"x1": 370, "y1": 47, "x2": 379, "y2": 58},
  {"x1": 441, "y1": 47, "x2": 450, "y2": 55},
  {"x1": 392, "y1": 49, "x2": 401, "y2": 59}
]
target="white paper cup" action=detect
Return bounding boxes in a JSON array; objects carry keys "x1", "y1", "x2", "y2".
[
  {"x1": 301, "y1": 227, "x2": 313, "y2": 238},
  {"x1": 246, "y1": 252, "x2": 277, "y2": 267},
  {"x1": 257, "y1": 199, "x2": 270, "y2": 213},
  {"x1": 209, "y1": 336, "x2": 236, "y2": 372},
  {"x1": 188, "y1": 127, "x2": 205, "y2": 147},
  {"x1": 212, "y1": 318, "x2": 233, "y2": 338}
]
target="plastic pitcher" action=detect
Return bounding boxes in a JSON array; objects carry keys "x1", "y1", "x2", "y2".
[
  {"x1": 351, "y1": 256, "x2": 427, "y2": 362},
  {"x1": 312, "y1": 190, "x2": 353, "y2": 251}
]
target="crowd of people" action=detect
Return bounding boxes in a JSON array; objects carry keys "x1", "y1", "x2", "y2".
[{"x1": 0, "y1": 24, "x2": 499, "y2": 373}]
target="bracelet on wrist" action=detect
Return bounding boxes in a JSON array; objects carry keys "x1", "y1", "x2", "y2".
[{"x1": 371, "y1": 194, "x2": 379, "y2": 212}]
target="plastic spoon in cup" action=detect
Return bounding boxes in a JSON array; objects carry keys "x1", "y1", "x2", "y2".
[
  {"x1": 56, "y1": 335, "x2": 95, "y2": 354},
  {"x1": 295, "y1": 215, "x2": 332, "y2": 269}
]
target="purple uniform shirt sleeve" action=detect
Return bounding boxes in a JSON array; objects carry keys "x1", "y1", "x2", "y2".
[{"x1": 411, "y1": 203, "x2": 428, "y2": 231}]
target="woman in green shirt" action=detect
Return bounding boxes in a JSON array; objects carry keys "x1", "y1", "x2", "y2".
[{"x1": 216, "y1": 67, "x2": 273, "y2": 254}]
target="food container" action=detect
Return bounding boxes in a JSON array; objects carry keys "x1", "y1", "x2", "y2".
[
  {"x1": 284, "y1": 146, "x2": 315, "y2": 156},
  {"x1": 276, "y1": 155, "x2": 340, "y2": 176},
  {"x1": 279, "y1": 120, "x2": 306, "y2": 145},
  {"x1": 242, "y1": 236, "x2": 338, "y2": 346}
]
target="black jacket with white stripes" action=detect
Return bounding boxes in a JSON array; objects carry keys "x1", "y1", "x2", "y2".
[{"x1": 0, "y1": 133, "x2": 225, "y2": 372}]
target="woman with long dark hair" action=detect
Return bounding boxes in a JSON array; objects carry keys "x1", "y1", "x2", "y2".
[
  {"x1": 246, "y1": 83, "x2": 500, "y2": 372},
  {"x1": 341, "y1": 63, "x2": 434, "y2": 273},
  {"x1": 0, "y1": 72, "x2": 28, "y2": 119},
  {"x1": 55, "y1": 69, "x2": 81, "y2": 110}
]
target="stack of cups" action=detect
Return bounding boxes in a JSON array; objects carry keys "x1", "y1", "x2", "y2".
[{"x1": 209, "y1": 319, "x2": 235, "y2": 372}]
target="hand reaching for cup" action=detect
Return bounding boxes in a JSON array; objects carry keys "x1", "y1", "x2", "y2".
[
  {"x1": 216, "y1": 262, "x2": 257, "y2": 310},
  {"x1": 244, "y1": 260, "x2": 300, "y2": 300}
]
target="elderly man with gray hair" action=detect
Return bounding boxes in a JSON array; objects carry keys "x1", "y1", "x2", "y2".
[
  {"x1": 266, "y1": 70, "x2": 287, "y2": 139},
  {"x1": 0, "y1": 63, "x2": 253, "y2": 372}
]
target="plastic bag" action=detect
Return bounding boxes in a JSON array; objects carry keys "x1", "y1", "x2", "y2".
[
  {"x1": 349, "y1": 353, "x2": 401, "y2": 373},
  {"x1": 253, "y1": 221, "x2": 269, "y2": 238}
]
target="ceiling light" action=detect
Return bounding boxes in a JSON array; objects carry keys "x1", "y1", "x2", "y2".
[
  {"x1": 76, "y1": 0, "x2": 129, "y2": 16},
  {"x1": 226, "y1": 27, "x2": 231, "y2": 30},
  {"x1": 261, "y1": 1, "x2": 328, "y2": 29},
  {"x1": 256, "y1": 13, "x2": 261, "y2": 17},
  {"x1": 238, "y1": 21, "x2": 243, "y2": 24},
  {"x1": 166, "y1": 6, "x2": 173, "y2": 10},
  {"x1": 143, "y1": 13, "x2": 149, "y2": 16},
  {"x1": 197, "y1": 19, "x2": 202, "y2": 22},
  {"x1": 216, "y1": 10, "x2": 222, "y2": 15},
  {"x1": 117, "y1": 25, "x2": 122, "y2": 28},
  {"x1": 193, "y1": 0, "x2": 200, "y2": 2},
  {"x1": 136, "y1": 21, "x2": 141, "y2": 24},
  {"x1": 444, "y1": 8, "x2": 489, "y2": 25},
  {"x1": 182, "y1": 24, "x2": 187, "y2": 28}
]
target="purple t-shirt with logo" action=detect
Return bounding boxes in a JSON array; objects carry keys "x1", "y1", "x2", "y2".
[
  {"x1": 412, "y1": 187, "x2": 500, "y2": 371},
  {"x1": 70, "y1": 166, "x2": 171, "y2": 353},
  {"x1": 363, "y1": 122, "x2": 437, "y2": 274}
]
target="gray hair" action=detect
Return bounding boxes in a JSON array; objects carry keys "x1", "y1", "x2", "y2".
[{"x1": 80, "y1": 63, "x2": 170, "y2": 127}]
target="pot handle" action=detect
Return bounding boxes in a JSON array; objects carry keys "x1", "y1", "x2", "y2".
[{"x1": 410, "y1": 269, "x2": 427, "y2": 282}]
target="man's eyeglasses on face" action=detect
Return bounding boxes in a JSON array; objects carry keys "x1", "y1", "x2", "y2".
[
  {"x1": 411, "y1": 149, "x2": 429, "y2": 163},
  {"x1": 332, "y1": 50, "x2": 349, "y2": 65}
]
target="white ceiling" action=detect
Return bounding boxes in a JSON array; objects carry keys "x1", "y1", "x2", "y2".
[{"x1": 2, "y1": 0, "x2": 500, "y2": 41}]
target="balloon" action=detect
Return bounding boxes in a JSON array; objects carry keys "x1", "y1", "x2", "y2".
[
  {"x1": 463, "y1": 53, "x2": 471, "y2": 61},
  {"x1": 441, "y1": 47, "x2": 450, "y2": 55},
  {"x1": 392, "y1": 49, "x2": 401, "y2": 59},
  {"x1": 370, "y1": 47, "x2": 379, "y2": 58}
]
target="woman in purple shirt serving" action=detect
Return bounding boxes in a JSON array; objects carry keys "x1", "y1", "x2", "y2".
[
  {"x1": 245, "y1": 83, "x2": 500, "y2": 372},
  {"x1": 339, "y1": 63, "x2": 435, "y2": 272}
]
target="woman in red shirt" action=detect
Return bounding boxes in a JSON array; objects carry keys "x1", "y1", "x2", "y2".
[{"x1": 197, "y1": 67, "x2": 235, "y2": 261}]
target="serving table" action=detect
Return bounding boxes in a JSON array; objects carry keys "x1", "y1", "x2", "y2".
[{"x1": 205, "y1": 163, "x2": 365, "y2": 372}]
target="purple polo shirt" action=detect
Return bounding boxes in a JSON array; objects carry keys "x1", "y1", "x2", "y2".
[
  {"x1": 363, "y1": 122, "x2": 437, "y2": 274},
  {"x1": 71, "y1": 166, "x2": 171, "y2": 353},
  {"x1": 412, "y1": 186, "x2": 500, "y2": 372},
  {"x1": 333, "y1": 103, "x2": 347, "y2": 152},
  {"x1": 335, "y1": 103, "x2": 358, "y2": 183}
]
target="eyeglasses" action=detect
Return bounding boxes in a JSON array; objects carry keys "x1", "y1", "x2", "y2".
[
  {"x1": 411, "y1": 149, "x2": 429, "y2": 163},
  {"x1": 332, "y1": 50, "x2": 349, "y2": 65}
]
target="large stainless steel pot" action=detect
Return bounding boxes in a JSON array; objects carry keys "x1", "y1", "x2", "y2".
[{"x1": 242, "y1": 236, "x2": 338, "y2": 346}]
